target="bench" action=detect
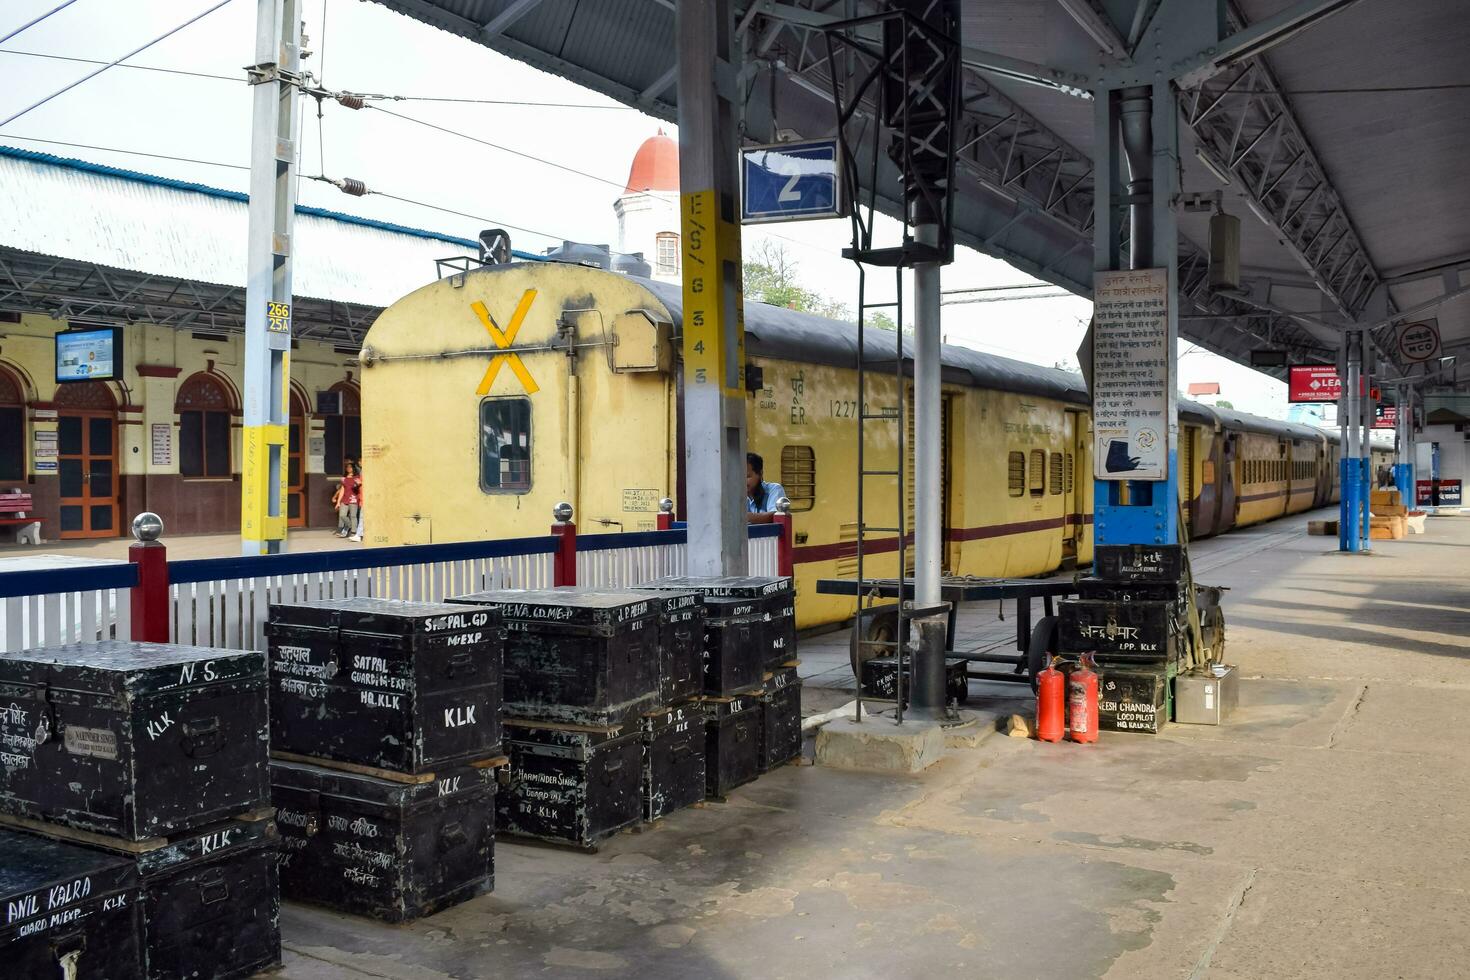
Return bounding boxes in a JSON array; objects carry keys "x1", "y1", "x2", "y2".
[{"x1": 0, "y1": 491, "x2": 42, "y2": 545}]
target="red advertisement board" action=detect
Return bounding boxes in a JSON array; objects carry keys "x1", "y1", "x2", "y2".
[
  {"x1": 1373, "y1": 405, "x2": 1397, "y2": 430},
  {"x1": 1288, "y1": 365, "x2": 1341, "y2": 403}
]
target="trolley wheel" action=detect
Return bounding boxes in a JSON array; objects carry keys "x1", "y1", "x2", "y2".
[
  {"x1": 849, "y1": 607, "x2": 900, "y2": 683},
  {"x1": 1026, "y1": 616, "x2": 1059, "y2": 694}
]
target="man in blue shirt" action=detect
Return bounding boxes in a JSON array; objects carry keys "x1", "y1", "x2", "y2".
[{"x1": 746, "y1": 451, "x2": 786, "y2": 524}]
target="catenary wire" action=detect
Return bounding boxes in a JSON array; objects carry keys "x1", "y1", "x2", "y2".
[
  {"x1": 0, "y1": 0, "x2": 82, "y2": 45},
  {"x1": 0, "y1": 0, "x2": 236, "y2": 130}
]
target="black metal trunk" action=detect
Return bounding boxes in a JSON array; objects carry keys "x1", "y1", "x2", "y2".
[
  {"x1": 702, "y1": 693, "x2": 760, "y2": 799},
  {"x1": 1058, "y1": 598, "x2": 1180, "y2": 663},
  {"x1": 130, "y1": 815, "x2": 282, "y2": 980},
  {"x1": 641, "y1": 703, "x2": 705, "y2": 822},
  {"x1": 0, "y1": 642, "x2": 269, "y2": 840},
  {"x1": 0, "y1": 830, "x2": 144, "y2": 980},
  {"x1": 1097, "y1": 666, "x2": 1169, "y2": 734},
  {"x1": 1075, "y1": 577, "x2": 1187, "y2": 605},
  {"x1": 449, "y1": 590, "x2": 660, "y2": 727},
  {"x1": 271, "y1": 759, "x2": 496, "y2": 922},
  {"x1": 637, "y1": 576, "x2": 796, "y2": 694},
  {"x1": 1094, "y1": 544, "x2": 1185, "y2": 583},
  {"x1": 266, "y1": 598, "x2": 503, "y2": 774},
  {"x1": 646, "y1": 591, "x2": 705, "y2": 707},
  {"x1": 758, "y1": 667, "x2": 802, "y2": 773},
  {"x1": 498, "y1": 722, "x2": 642, "y2": 849},
  {"x1": 859, "y1": 655, "x2": 970, "y2": 705}
]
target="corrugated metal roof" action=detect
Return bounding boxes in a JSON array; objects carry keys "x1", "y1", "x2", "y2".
[{"x1": 0, "y1": 145, "x2": 538, "y2": 309}]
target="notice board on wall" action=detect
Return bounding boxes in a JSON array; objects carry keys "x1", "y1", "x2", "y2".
[{"x1": 1092, "y1": 268, "x2": 1170, "y2": 481}]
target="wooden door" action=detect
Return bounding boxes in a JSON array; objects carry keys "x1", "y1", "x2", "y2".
[
  {"x1": 287, "y1": 393, "x2": 306, "y2": 527},
  {"x1": 58, "y1": 411, "x2": 118, "y2": 538}
]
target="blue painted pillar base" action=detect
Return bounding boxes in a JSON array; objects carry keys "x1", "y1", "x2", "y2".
[
  {"x1": 1359, "y1": 458, "x2": 1373, "y2": 552},
  {"x1": 1339, "y1": 458, "x2": 1359, "y2": 553},
  {"x1": 1393, "y1": 463, "x2": 1414, "y2": 509}
]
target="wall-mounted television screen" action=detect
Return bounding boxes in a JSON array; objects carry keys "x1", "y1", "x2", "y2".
[{"x1": 55, "y1": 328, "x2": 122, "y2": 383}]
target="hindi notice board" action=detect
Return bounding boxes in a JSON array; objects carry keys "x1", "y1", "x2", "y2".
[
  {"x1": 151, "y1": 423, "x2": 172, "y2": 466},
  {"x1": 1092, "y1": 268, "x2": 1170, "y2": 481}
]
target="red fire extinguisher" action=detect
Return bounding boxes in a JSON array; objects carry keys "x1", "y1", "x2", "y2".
[
  {"x1": 1035, "y1": 656, "x2": 1065, "y2": 742},
  {"x1": 1068, "y1": 652, "x2": 1099, "y2": 744}
]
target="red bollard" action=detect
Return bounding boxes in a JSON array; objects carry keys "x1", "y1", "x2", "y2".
[
  {"x1": 1035, "y1": 657, "x2": 1065, "y2": 742},
  {"x1": 1067, "y1": 652, "x2": 1099, "y2": 744}
]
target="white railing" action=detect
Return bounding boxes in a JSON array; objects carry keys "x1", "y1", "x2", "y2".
[{"x1": 0, "y1": 559, "x2": 136, "y2": 654}]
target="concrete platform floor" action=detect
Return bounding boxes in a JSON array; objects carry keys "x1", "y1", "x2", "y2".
[{"x1": 274, "y1": 510, "x2": 1468, "y2": 979}]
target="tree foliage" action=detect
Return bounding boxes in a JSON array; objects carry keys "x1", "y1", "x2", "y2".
[{"x1": 743, "y1": 240, "x2": 857, "y2": 322}]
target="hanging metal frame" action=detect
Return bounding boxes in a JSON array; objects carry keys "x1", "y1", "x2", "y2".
[{"x1": 821, "y1": 7, "x2": 959, "y2": 724}]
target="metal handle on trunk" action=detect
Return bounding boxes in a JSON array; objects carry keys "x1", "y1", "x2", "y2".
[{"x1": 180, "y1": 717, "x2": 223, "y2": 758}]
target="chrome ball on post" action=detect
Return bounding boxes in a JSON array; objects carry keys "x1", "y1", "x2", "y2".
[
  {"x1": 552, "y1": 501, "x2": 574, "y2": 523},
  {"x1": 775, "y1": 496, "x2": 792, "y2": 515},
  {"x1": 658, "y1": 497, "x2": 675, "y2": 514},
  {"x1": 131, "y1": 512, "x2": 164, "y2": 543}
]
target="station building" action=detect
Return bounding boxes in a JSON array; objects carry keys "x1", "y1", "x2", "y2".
[{"x1": 0, "y1": 133, "x2": 684, "y2": 541}]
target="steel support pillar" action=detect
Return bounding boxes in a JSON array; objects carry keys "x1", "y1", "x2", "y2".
[
  {"x1": 241, "y1": 0, "x2": 300, "y2": 556},
  {"x1": 677, "y1": 0, "x2": 748, "y2": 576},
  {"x1": 1338, "y1": 329, "x2": 1367, "y2": 552},
  {"x1": 1359, "y1": 335, "x2": 1374, "y2": 550},
  {"x1": 911, "y1": 215, "x2": 947, "y2": 716},
  {"x1": 1091, "y1": 79, "x2": 1181, "y2": 547},
  {"x1": 1393, "y1": 385, "x2": 1415, "y2": 506}
]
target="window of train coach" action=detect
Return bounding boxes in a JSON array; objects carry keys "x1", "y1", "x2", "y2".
[
  {"x1": 779, "y1": 445, "x2": 815, "y2": 511},
  {"x1": 1029, "y1": 450, "x2": 1045, "y2": 497},
  {"x1": 479, "y1": 397, "x2": 532, "y2": 493},
  {"x1": 1008, "y1": 452, "x2": 1025, "y2": 497},
  {"x1": 656, "y1": 233, "x2": 679, "y2": 276},
  {"x1": 1049, "y1": 452, "x2": 1063, "y2": 495}
]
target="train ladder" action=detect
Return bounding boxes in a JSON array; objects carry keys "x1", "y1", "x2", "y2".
[{"x1": 853, "y1": 262, "x2": 910, "y2": 724}]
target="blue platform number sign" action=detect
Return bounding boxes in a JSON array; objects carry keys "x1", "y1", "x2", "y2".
[{"x1": 740, "y1": 140, "x2": 843, "y2": 224}]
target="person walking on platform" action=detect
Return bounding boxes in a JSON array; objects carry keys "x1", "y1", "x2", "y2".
[
  {"x1": 350, "y1": 458, "x2": 365, "y2": 543},
  {"x1": 746, "y1": 451, "x2": 786, "y2": 525},
  {"x1": 333, "y1": 463, "x2": 362, "y2": 539}
]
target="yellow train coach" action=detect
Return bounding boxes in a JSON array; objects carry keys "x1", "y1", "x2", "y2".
[
  {"x1": 359, "y1": 259, "x2": 1373, "y2": 632},
  {"x1": 359, "y1": 261, "x2": 1096, "y2": 630}
]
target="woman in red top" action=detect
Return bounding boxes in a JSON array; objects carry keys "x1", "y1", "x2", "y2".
[{"x1": 332, "y1": 463, "x2": 362, "y2": 538}]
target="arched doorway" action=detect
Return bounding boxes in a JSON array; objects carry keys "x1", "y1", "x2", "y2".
[
  {"x1": 0, "y1": 365, "x2": 25, "y2": 483},
  {"x1": 288, "y1": 389, "x2": 307, "y2": 527},
  {"x1": 55, "y1": 381, "x2": 119, "y2": 538},
  {"x1": 322, "y1": 381, "x2": 360, "y2": 477}
]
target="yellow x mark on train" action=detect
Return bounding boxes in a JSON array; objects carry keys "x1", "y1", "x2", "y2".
[{"x1": 470, "y1": 289, "x2": 539, "y2": 395}]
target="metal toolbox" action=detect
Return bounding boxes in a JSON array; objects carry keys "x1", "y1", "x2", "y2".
[
  {"x1": 271, "y1": 758, "x2": 495, "y2": 922},
  {"x1": 498, "y1": 722, "x2": 643, "y2": 849},
  {"x1": 1174, "y1": 666, "x2": 1238, "y2": 726},
  {"x1": 701, "y1": 693, "x2": 760, "y2": 800},
  {"x1": 1058, "y1": 598, "x2": 1181, "y2": 661},
  {"x1": 129, "y1": 815, "x2": 282, "y2": 980},
  {"x1": 266, "y1": 598, "x2": 503, "y2": 774},
  {"x1": 450, "y1": 590, "x2": 661, "y2": 727},
  {"x1": 1097, "y1": 666, "x2": 1169, "y2": 734},
  {"x1": 0, "y1": 829, "x2": 145, "y2": 980},
  {"x1": 640, "y1": 703, "x2": 705, "y2": 822},
  {"x1": 0, "y1": 641, "x2": 269, "y2": 840},
  {"x1": 1094, "y1": 544, "x2": 1185, "y2": 583},
  {"x1": 858, "y1": 655, "x2": 970, "y2": 705},
  {"x1": 637, "y1": 576, "x2": 796, "y2": 689},
  {"x1": 758, "y1": 667, "x2": 802, "y2": 773}
]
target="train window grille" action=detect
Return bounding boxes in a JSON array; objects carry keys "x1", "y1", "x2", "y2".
[
  {"x1": 1048, "y1": 452, "x2": 1063, "y2": 495},
  {"x1": 780, "y1": 445, "x2": 816, "y2": 511},
  {"x1": 479, "y1": 396, "x2": 532, "y2": 493},
  {"x1": 1008, "y1": 452, "x2": 1025, "y2": 497},
  {"x1": 1029, "y1": 450, "x2": 1045, "y2": 497},
  {"x1": 1064, "y1": 453, "x2": 1074, "y2": 494}
]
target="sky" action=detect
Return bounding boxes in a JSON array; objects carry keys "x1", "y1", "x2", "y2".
[{"x1": 0, "y1": 0, "x2": 1290, "y2": 418}]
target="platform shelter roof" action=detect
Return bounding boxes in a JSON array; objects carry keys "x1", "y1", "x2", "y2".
[
  {"x1": 369, "y1": 0, "x2": 1469, "y2": 396},
  {"x1": 0, "y1": 145, "x2": 528, "y2": 345}
]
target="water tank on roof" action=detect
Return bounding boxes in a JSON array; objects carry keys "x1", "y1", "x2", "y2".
[
  {"x1": 612, "y1": 251, "x2": 653, "y2": 278},
  {"x1": 543, "y1": 241, "x2": 612, "y2": 270}
]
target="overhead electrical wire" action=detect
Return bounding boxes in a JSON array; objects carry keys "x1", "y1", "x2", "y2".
[
  {"x1": 0, "y1": 0, "x2": 82, "y2": 45},
  {"x1": 0, "y1": 48, "x2": 239, "y2": 82},
  {"x1": 0, "y1": 0, "x2": 236, "y2": 130}
]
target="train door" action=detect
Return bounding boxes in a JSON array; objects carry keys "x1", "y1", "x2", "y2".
[
  {"x1": 1180, "y1": 426, "x2": 1196, "y2": 534},
  {"x1": 904, "y1": 388, "x2": 952, "y2": 575},
  {"x1": 1220, "y1": 431, "x2": 1240, "y2": 531},
  {"x1": 55, "y1": 381, "x2": 119, "y2": 539},
  {"x1": 1062, "y1": 410, "x2": 1084, "y2": 561}
]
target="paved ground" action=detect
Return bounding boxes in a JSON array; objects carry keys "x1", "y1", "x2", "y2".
[
  {"x1": 0, "y1": 526, "x2": 353, "y2": 562},
  {"x1": 270, "y1": 508, "x2": 1470, "y2": 979}
]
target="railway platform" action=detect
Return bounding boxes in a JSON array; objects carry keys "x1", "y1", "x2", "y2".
[{"x1": 278, "y1": 507, "x2": 1469, "y2": 979}]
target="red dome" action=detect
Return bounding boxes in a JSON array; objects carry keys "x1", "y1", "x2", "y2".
[{"x1": 624, "y1": 130, "x2": 680, "y2": 193}]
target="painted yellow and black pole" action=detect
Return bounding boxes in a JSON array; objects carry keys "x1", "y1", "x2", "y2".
[
  {"x1": 241, "y1": 0, "x2": 299, "y2": 555},
  {"x1": 677, "y1": 0, "x2": 749, "y2": 576}
]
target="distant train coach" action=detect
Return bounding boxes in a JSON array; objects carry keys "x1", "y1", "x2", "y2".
[{"x1": 359, "y1": 260, "x2": 1387, "y2": 631}]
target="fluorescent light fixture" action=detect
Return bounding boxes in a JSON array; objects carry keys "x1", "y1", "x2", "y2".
[{"x1": 1195, "y1": 148, "x2": 1233, "y2": 186}]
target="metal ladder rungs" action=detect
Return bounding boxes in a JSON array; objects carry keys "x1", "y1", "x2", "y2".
[
  {"x1": 860, "y1": 525, "x2": 902, "y2": 534},
  {"x1": 861, "y1": 469, "x2": 900, "y2": 477},
  {"x1": 859, "y1": 411, "x2": 900, "y2": 420},
  {"x1": 861, "y1": 301, "x2": 900, "y2": 309}
]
